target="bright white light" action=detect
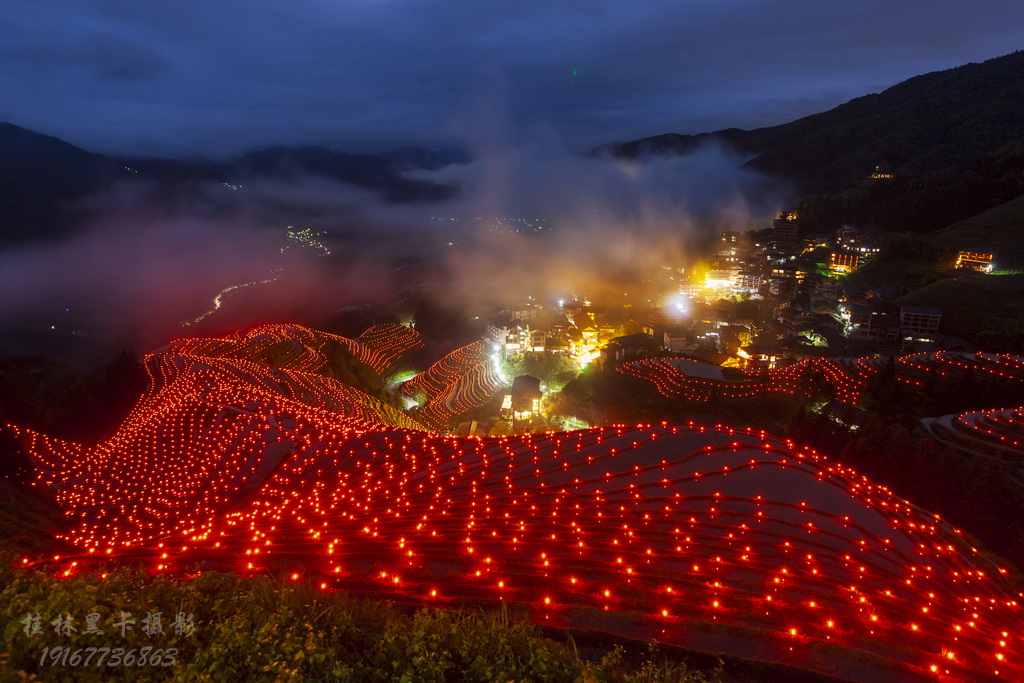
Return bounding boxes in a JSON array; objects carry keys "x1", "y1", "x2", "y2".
[
  {"x1": 669, "y1": 295, "x2": 690, "y2": 317},
  {"x1": 492, "y1": 353, "x2": 509, "y2": 384}
]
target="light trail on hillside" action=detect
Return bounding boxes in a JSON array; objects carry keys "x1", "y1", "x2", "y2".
[{"x1": 8, "y1": 325, "x2": 1023, "y2": 682}]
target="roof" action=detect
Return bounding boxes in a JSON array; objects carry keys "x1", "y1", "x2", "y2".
[
  {"x1": 510, "y1": 375, "x2": 542, "y2": 397},
  {"x1": 742, "y1": 344, "x2": 784, "y2": 356},
  {"x1": 901, "y1": 305, "x2": 942, "y2": 316},
  {"x1": 611, "y1": 333, "x2": 658, "y2": 349},
  {"x1": 684, "y1": 347, "x2": 731, "y2": 366}
]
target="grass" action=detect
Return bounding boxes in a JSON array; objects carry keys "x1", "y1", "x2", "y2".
[
  {"x1": 892, "y1": 272, "x2": 1024, "y2": 338},
  {"x1": 0, "y1": 478, "x2": 729, "y2": 682},
  {"x1": 0, "y1": 564, "x2": 725, "y2": 682},
  {"x1": 0, "y1": 478, "x2": 876, "y2": 683},
  {"x1": 0, "y1": 479, "x2": 71, "y2": 557},
  {"x1": 932, "y1": 192, "x2": 1024, "y2": 269}
]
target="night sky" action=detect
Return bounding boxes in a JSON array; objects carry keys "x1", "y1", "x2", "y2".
[{"x1": 2, "y1": 1, "x2": 1023, "y2": 157}]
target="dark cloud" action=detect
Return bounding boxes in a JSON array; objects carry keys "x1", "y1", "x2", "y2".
[
  {"x1": 3, "y1": 31, "x2": 170, "y2": 83},
  {"x1": 85, "y1": 33, "x2": 172, "y2": 83},
  {"x1": 0, "y1": 0, "x2": 1022, "y2": 156}
]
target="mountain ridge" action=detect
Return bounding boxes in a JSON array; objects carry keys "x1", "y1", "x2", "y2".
[
  {"x1": 598, "y1": 50, "x2": 1024, "y2": 232},
  {"x1": 598, "y1": 50, "x2": 1024, "y2": 191},
  {"x1": 6, "y1": 49, "x2": 1024, "y2": 241},
  {"x1": 0, "y1": 124, "x2": 467, "y2": 244}
]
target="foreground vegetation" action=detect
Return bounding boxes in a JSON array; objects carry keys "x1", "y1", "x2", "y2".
[
  {"x1": 0, "y1": 564, "x2": 725, "y2": 683},
  {"x1": 0, "y1": 466, "x2": 856, "y2": 683},
  {"x1": 0, "y1": 426, "x2": 722, "y2": 682},
  {"x1": 0, "y1": 476, "x2": 817, "y2": 683}
]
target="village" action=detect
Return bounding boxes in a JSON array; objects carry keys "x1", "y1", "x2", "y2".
[{"x1": 470, "y1": 214, "x2": 996, "y2": 433}]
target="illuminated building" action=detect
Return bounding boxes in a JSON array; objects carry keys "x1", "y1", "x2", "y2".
[
  {"x1": 804, "y1": 234, "x2": 833, "y2": 250},
  {"x1": 870, "y1": 162, "x2": 895, "y2": 179},
  {"x1": 705, "y1": 269, "x2": 735, "y2": 291},
  {"x1": 854, "y1": 241, "x2": 882, "y2": 260},
  {"x1": 769, "y1": 265, "x2": 806, "y2": 297},
  {"x1": 836, "y1": 225, "x2": 857, "y2": 245},
  {"x1": 734, "y1": 270, "x2": 763, "y2": 294},
  {"x1": 663, "y1": 330, "x2": 691, "y2": 354},
  {"x1": 505, "y1": 321, "x2": 527, "y2": 355},
  {"x1": 737, "y1": 343, "x2": 784, "y2": 370},
  {"x1": 830, "y1": 250, "x2": 861, "y2": 275},
  {"x1": 545, "y1": 335, "x2": 570, "y2": 355},
  {"x1": 956, "y1": 251, "x2": 995, "y2": 272},
  {"x1": 485, "y1": 318, "x2": 510, "y2": 346},
  {"x1": 502, "y1": 375, "x2": 542, "y2": 424},
  {"x1": 717, "y1": 231, "x2": 741, "y2": 264},
  {"x1": 529, "y1": 329, "x2": 548, "y2": 353}
]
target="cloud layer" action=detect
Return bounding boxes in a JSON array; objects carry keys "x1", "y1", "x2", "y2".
[
  {"x1": 0, "y1": 136, "x2": 786, "y2": 358},
  {"x1": 2, "y1": 0, "x2": 1023, "y2": 156}
]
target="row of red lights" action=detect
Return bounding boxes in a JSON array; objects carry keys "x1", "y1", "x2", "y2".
[{"x1": 7, "y1": 325, "x2": 1023, "y2": 681}]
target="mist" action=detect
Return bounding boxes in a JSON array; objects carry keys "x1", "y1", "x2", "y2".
[
  {"x1": 0, "y1": 136, "x2": 789, "y2": 362},
  {"x1": 408, "y1": 139, "x2": 788, "y2": 309},
  {"x1": 0, "y1": 212, "x2": 393, "y2": 356}
]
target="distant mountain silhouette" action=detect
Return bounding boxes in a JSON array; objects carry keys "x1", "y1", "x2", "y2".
[
  {"x1": 599, "y1": 50, "x2": 1024, "y2": 232},
  {"x1": 235, "y1": 146, "x2": 458, "y2": 203},
  {"x1": 0, "y1": 127, "x2": 462, "y2": 245},
  {"x1": 7, "y1": 49, "x2": 1024, "y2": 245},
  {"x1": 373, "y1": 146, "x2": 470, "y2": 171},
  {"x1": 593, "y1": 130, "x2": 746, "y2": 161},
  {"x1": 0, "y1": 123, "x2": 122, "y2": 243}
]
